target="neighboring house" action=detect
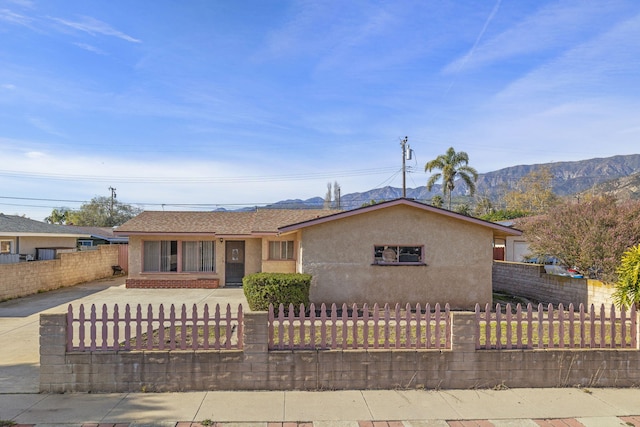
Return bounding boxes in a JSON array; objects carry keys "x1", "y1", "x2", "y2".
[
  {"x1": 0, "y1": 214, "x2": 91, "y2": 263},
  {"x1": 115, "y1": 199, "x2": 521, "y2": 309},
  {"x1": 495, "y1": 219, "x2": 532, "y2": 262},
  {"x1": 62, "y1": 226, "x2": 129, "y2": 248}
]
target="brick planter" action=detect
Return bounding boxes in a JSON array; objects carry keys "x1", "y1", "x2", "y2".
[{"x1": 125, "y1": 278, "x2": 220, "y2": 289}]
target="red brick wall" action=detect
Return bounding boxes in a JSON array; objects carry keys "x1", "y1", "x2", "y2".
[{"x1": 125, "y1": 278, "x2": 220, "y2": 289}]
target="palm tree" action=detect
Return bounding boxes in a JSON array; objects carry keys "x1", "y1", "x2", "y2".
[{"x1": 425, "y1": 147, "x2": 478, "y2": 210}]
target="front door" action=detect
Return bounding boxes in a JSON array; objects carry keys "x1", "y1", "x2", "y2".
[{"x1": 225, "y1": 241, "x2": 245, "y2": 287}]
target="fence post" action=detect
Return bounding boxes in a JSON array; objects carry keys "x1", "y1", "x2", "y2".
[
  {"x1": 39, "y1": 313, "x2": 71, "y2": 393},
  {"x1": 243, "y1": 311, "x2": 269, "y2": 353},
  {"x1": 451, "y1": 312, "x2": 477, "y2": 352},
  {"x1": 241, "y1": 311, "x2": 269, "y2": 389}
]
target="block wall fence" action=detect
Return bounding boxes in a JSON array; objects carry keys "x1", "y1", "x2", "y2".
[
  {"x1": 492, "y1": 261, "x2": 616, "y2": 307},
  {"x1": 0, "y1": 245, "x2": 119, "y2": 301},
  {"x1": 40, "y1": 310, "x2": 640, "y2": 393}
]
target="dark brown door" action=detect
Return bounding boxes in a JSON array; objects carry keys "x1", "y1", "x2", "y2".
[{"x1": 225, "y1": 241, "x2": 245, "y2": 287}]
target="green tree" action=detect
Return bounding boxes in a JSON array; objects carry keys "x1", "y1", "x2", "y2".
[
  {"x1": 455, "y1": 203, "x2": 472, "y2": 216},
  {"x1": 613, "y1": 244, "x2": 640, "y2": 309},
  {"x1": 430, "y1": 195, "x2": 443, "y2": 208},
  {"x1": 479, "y1": 209, "x2": 529, "y2": 222},
  {"x1": 503, "y1": 166, "x2": 559, "y2": 215},
  {"x1": 44, "y1": 207, "x2": 75, "y2": 225},
  {"x1": 46, "y1": 197, "x2": 142, "y2": 227},
  {"x1": 425, "y1": 147, "x2": 478, "y2": 210}
]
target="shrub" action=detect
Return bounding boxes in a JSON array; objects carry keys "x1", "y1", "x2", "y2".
[
  {"x1": 243, "y1": 272, "x2": 311, "y2": 311},
  {"x1": 613, "y1": 244, "x2": 640, "y2": 309}
]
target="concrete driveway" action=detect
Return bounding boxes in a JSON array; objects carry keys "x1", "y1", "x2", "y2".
[{"x1": 0, "y1": 277, "x2": 247, "y2": 393}]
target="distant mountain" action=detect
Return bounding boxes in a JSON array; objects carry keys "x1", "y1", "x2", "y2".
[
  {"x1": 263, "y1": 154, "x2": 640, "y2": 210},
  {"x1": 577, "y1": 171, "x2": 640, "y2": 201}
]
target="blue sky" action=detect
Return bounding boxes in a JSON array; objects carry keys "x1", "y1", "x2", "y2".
[{"x1": 1, "y1": 0, "x2": 639, "y2": 220}]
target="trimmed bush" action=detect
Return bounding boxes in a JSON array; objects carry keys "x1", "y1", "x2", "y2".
[{"x1": 243, "y1": 272, "x2": 311, "y2": 311}]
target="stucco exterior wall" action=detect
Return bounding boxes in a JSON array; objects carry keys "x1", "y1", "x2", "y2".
[
  {"x1": 243, "y1": 238, "x2": 262, "y2": 276},
  {"x1": 16, "y1": 236, "x2": 77, "y2": 256},
  {"x1": 299, "y1": 205, "x2": 493, "y2": 309}
]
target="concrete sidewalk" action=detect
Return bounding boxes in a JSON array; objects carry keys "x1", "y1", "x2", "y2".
[
  {"x1": 1, "y1": 388, "x2": 640, "y2": 426},
  {"x1": 1, "y1": 278, "x2": 640, "y2": 426}
]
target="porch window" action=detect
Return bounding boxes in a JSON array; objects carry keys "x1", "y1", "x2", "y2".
[
  {"x1": 182, "y1": 241, "x2": 215, "y2": 272},
  {"x1": 143, "y1": 240, "x2": 216, "y2": 273},
  {"x1": 269, "y1": 240, "x2": 294, "y2": 260},
  {"x1": 373, "y1": 245, "x2": 424, "y2": 265},
  {"x1": 143, "y1": 240, "x2": 178, "y2": 272}
]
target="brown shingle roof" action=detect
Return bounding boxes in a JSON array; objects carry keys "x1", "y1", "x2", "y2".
[{"x1": 114, "y1": 209, "x2": 339, "y2": 235}]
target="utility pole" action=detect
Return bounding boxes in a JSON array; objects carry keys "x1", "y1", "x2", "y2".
[
  {"x1": 108, "y1": 186, "x2": 117, "y2": 220},
  {"x1": 400, "y1": 137, "x2": 409, "y2": 198}
]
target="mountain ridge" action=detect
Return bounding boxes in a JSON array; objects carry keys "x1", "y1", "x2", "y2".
[{"x1": 262, "y1": 154, "x2": 640, "y2": 211}]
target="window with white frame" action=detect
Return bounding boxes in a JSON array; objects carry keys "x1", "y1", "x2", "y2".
[
  {"x1": 373, "y1": 245, "x2": 424, "y2": 265},
  {"x1": 269, "y1": 240, "x2": 294, "y2": 260},
  {"x1": 0, "y1": 240, "x2": 12, "y2": 254},
  {"x1": 143, "y1": 240, "x2": 216, "y2": 273}
]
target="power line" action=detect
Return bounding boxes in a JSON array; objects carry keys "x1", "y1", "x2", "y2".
[{"x1": 0, "y1": 167, "x2": 399, "y2": 184}]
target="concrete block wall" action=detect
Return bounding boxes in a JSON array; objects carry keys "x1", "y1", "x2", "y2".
[
  {"x1": 0, "y1": 245, "x2": 119, "y2": 301},
  {"x1": 41, "y1": 311, "x2": 640, "y2": 393},
  {"x1": 493, "y1": 261, "x2": 616, "y2": 307}
]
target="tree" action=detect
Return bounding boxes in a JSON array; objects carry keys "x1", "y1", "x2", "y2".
[
  {"x1": 323, "y1": 181, "x2": 342, "y2": 210},
  {"x1": 613, "y1": 244, "x2": 640, "y2": 309},
  {"x1": 479, "y1": 209, "x2": 529, "y2": 222},
  {"x1": 430, "y1": 195, "x2": 444, "y2": 208},
  {"x1": 474, "y1": 195, "x2": 494, "y2": 217},
  {"x1": 503, "y1": 166, "x2": 559, "y2": 215},
  {"x1": 44, "y1": 207, "x2": 76, "y2": 225},
  {"x1": 455, "y1": 203, "x2": 472, "y2": 216},
  {"x1": 520, "y1": 196, "x2": 640, "y2": 282},
  {"x1": 425, "y1": 147, "x2": 478, "y2": 210},
  {"x1": 46, "y1": 196, "x2": 142, "y2": 227},
  {"x1": 323, "y1": 183, "x2": 332, "y2": 209}
]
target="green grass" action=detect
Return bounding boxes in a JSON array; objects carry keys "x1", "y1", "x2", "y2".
[
  {"x1": 271, "y1": 322, "x2": 448, "y2": 348},
  {"x1": 121, "y1": 324, "x2": 233, "y2": 349},
  {"x1": 478, "y1": 320, "x2": 635, "y2": 348}
]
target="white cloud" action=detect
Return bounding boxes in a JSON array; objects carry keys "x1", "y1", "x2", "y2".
[
  {"x1": 492, "y1": 12, "x2": 640, "y2": 104},
  {"x1": 0, "y1": 7, "x2": 32, "y2": 27},
  {"x1": 48, "y1": 15, "x2": 141, "y2": 43},
  {"x1": 25, "y1": 151, "x2": 46, "y2": 159},
  {"x1": 73, "y1": 42, "x2": 107, "y2": 55},
  {"x1": 443, "y1": 2, "x2": 615, "y2": 74},
  {"x1": 27, "y1": 116, "x2": 67, "y2": 138}
]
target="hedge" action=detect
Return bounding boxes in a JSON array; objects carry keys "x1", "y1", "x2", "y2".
[{"x1": 243, "y1": 272, "x2": 311, "y2": 311}]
